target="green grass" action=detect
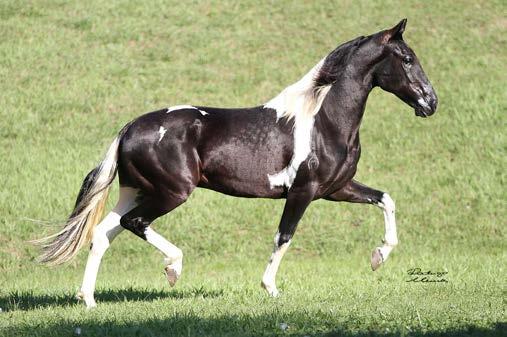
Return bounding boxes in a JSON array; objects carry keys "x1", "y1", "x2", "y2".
[{"x1": 0, "y1": 1, "x2": 505, "y2": 336}]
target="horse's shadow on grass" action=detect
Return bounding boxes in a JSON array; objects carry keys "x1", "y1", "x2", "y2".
[
  {"x1": 3, "y1": 312, "x2": 506, "y2": 337},
  {"x1": 0, "y1": 286, "x2": 223, "y2": 311},
  {"x1": 1, "y1": 289, "x2": 505, "y2": 337}
]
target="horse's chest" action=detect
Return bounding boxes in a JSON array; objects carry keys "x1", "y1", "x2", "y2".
[
  {"x1": 344, "y1": 145, "x2": 361, "y2": 174},
  {"x1": 339, "y1": 144, "x2": 361, "y2": 172},
  {"x1": 317, "y1": 141, "x2": 361, "y2": 190}
]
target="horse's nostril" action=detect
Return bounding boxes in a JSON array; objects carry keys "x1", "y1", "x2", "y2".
[{"x1": 429, "y1": 95, "x2": 438, "y2": 112}]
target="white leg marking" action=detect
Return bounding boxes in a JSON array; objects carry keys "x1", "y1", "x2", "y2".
[
  {"x1": 261, "y1": 233, "x2": 291, "y2": 297},
  {"x1": 375, "y1": 193, "x2": 398, "y2": 263},
  {"x1": 144, "y1": 227, "x2": 183, "y2": 286},
  {"x1": 78, "y1": 187, "x2": 138, "y2": 308},
  {"x1": 157, "y1": 126, "x2": 167, "y2": 143},
  {"x1": 167, "y1": 105, "x2": 208, "y2": 116}
]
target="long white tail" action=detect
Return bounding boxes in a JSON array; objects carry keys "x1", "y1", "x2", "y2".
[{"x1": 35, "y1": 136, "x2": 122, "y2": 265}]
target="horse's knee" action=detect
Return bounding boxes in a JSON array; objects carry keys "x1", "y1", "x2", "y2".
[{"x1": 276, "y1": 232, "x2": 292, "y2": 247}]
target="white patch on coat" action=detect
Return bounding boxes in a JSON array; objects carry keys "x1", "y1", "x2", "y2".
[
  {"x1": 264, "y1": 58, "x2": 331, "y2": 188},
  {"x1": 167, "y1": 105, "x2": 208, "y2": 115},
  {"x1": 158, "y1": 126, "x2": 167, "y2": 143},
  {"x1": 267, "y1": 114, "x2": 314, "y2": 188}
]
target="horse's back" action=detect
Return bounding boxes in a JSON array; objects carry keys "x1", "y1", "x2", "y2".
[
  {"x1": 196, "y1": 106, "x2": 293, "y2": 197},
  {"x1": 117, "y1": 106, "x2": 292, "y2": 198}
]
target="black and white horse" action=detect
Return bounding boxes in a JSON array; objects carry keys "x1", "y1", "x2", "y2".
[{"x1": 38, "y1": 19, "x2": 437, "y2": 308}]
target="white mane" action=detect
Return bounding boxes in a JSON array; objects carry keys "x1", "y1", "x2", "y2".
[
  {"x1": 264, "y1": 58, "x2": 331, "y2": 121},
  {"x1": 264, "y1": 58, "x2": 332, "y2": 189}
]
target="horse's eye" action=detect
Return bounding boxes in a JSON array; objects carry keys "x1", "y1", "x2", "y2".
[{"x1": 403, "y1": 55, "x2": 413, "y2": 64}]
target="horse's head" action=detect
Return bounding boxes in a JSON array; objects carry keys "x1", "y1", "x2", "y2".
[{"x1": 372, "y1": 19, "x2": 438, "y2": 117}]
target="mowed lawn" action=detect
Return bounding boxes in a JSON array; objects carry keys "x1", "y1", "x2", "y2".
[{"x1": 0, "y1": 1, "x2": 505, "y2": 336}]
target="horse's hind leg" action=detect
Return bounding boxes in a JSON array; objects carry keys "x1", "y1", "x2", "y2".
[
  {"x1": 77, "y1": 187, "x2": 138, "y2": 308},
  {"x1": 325, "y1": 180, "x2": 398, "y2": 271},
  {"x1": 120, "y1": 190, "x2": 190, "y2": 287}
]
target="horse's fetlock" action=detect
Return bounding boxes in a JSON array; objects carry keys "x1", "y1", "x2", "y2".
[
  {"x1": 384, "y1": 235, "x2": 398, "y2": 246},
  {"x1": 278, "y1": 233, "x2": 292, "y2": 246}
]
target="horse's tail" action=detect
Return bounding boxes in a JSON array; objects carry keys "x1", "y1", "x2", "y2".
[{"x1": 35, "y1": 125, "x2": 130, "y2": 265}]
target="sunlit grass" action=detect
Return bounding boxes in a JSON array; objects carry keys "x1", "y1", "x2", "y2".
[{"x1": 0, "y1": 1, "x2": 505, "y2": 336}]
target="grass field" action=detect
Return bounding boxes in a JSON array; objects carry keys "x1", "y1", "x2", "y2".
[{"x1": 0, "y1": 1, "x2": 505, "y2": 336}]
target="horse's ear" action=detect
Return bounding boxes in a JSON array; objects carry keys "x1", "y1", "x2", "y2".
[{"x1": 380, "y1": 19, "x2": 407, "y2": 44}]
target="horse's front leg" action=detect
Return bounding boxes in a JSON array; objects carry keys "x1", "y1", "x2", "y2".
[
  {"x1": 326, "y1": 180, "x2": 398, "y2": 270},
  {"x1": 261, "y1": 187, "x2": 315, "y2": 297}
]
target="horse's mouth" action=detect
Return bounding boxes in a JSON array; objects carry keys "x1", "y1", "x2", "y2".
[
  {"x1": 414, "y1": 107, "x2": 428, "y2": 118},
  {"x1": 413, "y1": 97, "x2": 436, "y2": 118},
  {"x1": 413, "y1": 93, "x2": 438, "y2": 118}
]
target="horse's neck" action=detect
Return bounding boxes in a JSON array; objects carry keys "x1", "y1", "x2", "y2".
[{"x1": 316, "y1": 77, "x2": 372, "y2": 143}]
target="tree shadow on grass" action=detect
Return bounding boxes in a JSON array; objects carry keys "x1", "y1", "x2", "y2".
[
  {"x1": 3, "y1": 314, "x2": 505, "y2": 337},
  {"x1": 0, "y1": 286, "x2": 223, "y2": 311}
]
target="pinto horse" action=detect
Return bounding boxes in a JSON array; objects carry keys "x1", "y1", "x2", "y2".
[{"x1": 37, "y1": 19, "x2": 437, "y2": 308}]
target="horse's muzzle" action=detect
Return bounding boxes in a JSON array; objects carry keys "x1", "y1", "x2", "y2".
[{"x1": 415, "y1": 93, "x2": 438, "y2": 118}]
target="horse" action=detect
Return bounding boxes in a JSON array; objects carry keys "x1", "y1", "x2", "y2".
[{"x1": 36, "y1": 19, "x2": 437, "y2": 308}]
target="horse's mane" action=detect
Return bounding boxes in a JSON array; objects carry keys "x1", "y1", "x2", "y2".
[
  {"x1": 264, "y1": 35, "x2": 366, "y2": 121},
  {"x1": 264, "y1": 35, "x2": 368, "y2": 188},
  {"x1": 314, "y1": 36, "x2": 367, "y2": 87}
]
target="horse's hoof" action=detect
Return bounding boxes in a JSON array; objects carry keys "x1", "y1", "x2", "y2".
[
  {"x1": 268, "y1": 288, "x2": 279, "y2": 297},
  {"x1": 371, "y1": 247, "x2": 384, "y2": 271},
  {"x1": 261, "y1": 281, "x2": 279, "y2": 297},
  {"x1": 164, "y1": 266, "x2": 179, "y2": 287},
  {"x1": 76, "y1": 291, "x2": 97, "y2": 308}
]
